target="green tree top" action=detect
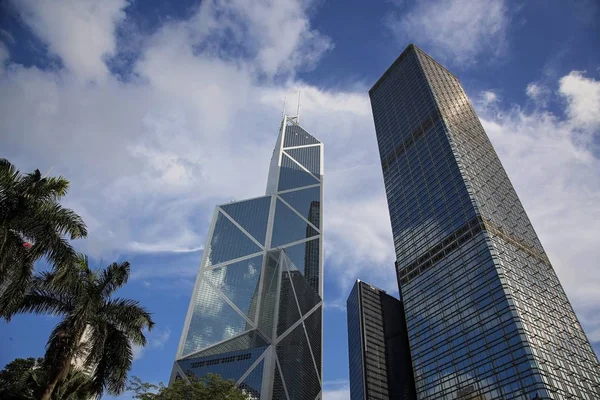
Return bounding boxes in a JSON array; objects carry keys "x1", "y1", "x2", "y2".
[
  {"x1": 0, "y1": 158, "x2": 87, "y2": 318},
  {"x1": 127, "y1": 374, "x2": 254, "y2": 400}
]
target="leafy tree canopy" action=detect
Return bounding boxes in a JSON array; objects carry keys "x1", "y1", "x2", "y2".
[
  {"x1": 0, "y1": 357, "x2": 93, "y2": 400},
  {"x1": 127, "y1": 373, "x2": 254, "y2": 400}
]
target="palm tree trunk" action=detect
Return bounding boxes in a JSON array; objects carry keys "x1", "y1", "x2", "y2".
[{"x1": 40, "y1": 356, "x2": 70, "y2": 400}]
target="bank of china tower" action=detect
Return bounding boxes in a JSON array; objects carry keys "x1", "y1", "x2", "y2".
[{"x1": 172, "y1": 114, "x2": 324, "y2": 400}]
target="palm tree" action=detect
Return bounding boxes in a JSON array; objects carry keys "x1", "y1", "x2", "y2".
[
  {"x1": 0, "y1": 357, "x2": 94, "y2": 400},
  {"x1": 11, "y1": 254, "x2": 155, "y2": 400},
  {"x1": 0, "y1": 158, "x2": 87, "y2": 318}
]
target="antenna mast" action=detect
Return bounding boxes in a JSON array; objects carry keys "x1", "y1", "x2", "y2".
[
  {"x1": 282, "y1": 96, "x2": 287, "y2": 119},
  {"x1": 296, "y1": 91, "x2": 301, "y2": 124}
]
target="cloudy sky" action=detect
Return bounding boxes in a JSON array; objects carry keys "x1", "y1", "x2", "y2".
[{"x1": 1, "y1": 0, "x2": 599, "y2": 398}]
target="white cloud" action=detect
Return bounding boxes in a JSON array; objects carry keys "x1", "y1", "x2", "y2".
[
  {"x1": 1, "y1": 0, "x2": 599, "y2": 351},
  {"x1": 386, "y1": 0, "x2": 509, "y2": 66},
  {"x1": 474, "y1": 73, "x2": 600, "y2": 343},
  {"x1": 10, "y1": 0, "x2": 129, "y2": 81},
  {"x1": 480, "y1": 90, "x2": 498, "y2": 107},
  {"x1": 133, "y1": 327, "x2": 171, "y2": 361},
  {"x1": 323, "y1": 380, "x2": 350, "y2": 400},
  {"x1": 525, "y1": 82, "x2": 551, "y2": 106},
  {"x1": 559, "y1": 71, "x2": 600, "y2": 131}
]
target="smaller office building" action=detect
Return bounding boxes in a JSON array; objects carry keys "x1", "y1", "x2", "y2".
[{"x1": 347, "y1": 280, "x2": 416, "y2": 400}]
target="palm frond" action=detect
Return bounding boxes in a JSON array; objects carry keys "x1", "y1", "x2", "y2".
[
  {"x1": 90, "y1": 325, "x2": 133, "y2": 396},
  {"x1": 101, "y1": 298, "x2": 154, "y2": 344},
  {"x1": 0, "y1": 252, "x2": 35, "y2": 319},
  {"x1": 36, "y1": 203, "x2": 87, "y2": 239},
  {"x1": 13, "y1": 289, "x2": 73, "y2": 316},
  {"x1": 97, "y1": 262, "x2": 130, "y2": 298}
]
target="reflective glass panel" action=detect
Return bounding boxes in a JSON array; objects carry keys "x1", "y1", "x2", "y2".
[
  {"x1": 271, "y1": 199, "x2": 318, "y2": 248},
  {"x1": 281, "y1": 238, "x2": 320, "y2": 293},
  {"x1": 279, "y1": 186, "x2": 320, "y2": 229},
  {"x1": 278, "y1": 153, "x2": 319, "y2": 191},
  {"x1": 239, "y1": 359, "x2": 264, "y2": 399},
  {"x1": 257, "y1": 252, "x2": 280, "y2": 340},
  {"x1": 289, "y1": 269, "x2": 321, "y2": 315},
  {"x1": 206, "y1": 211, "x2": 262, "y2": 267},
  {"x1": 277, "y1": 271, "x2": 302, "y2": 337},
  {"x1": 284, "y1": 146, "x2": 320, "y2": 176},
  {"x1": 304, "y1": 306, "x2": 322, "y2": 377},
  {"x1": 283, "y1": 124, "x2": 320, "y2": 147},
  {"x1": 177, "y1": 346, "x2": 267, "y2": 384},
  {"x1": 221, "y1": 196, "x2": 271, "y2": 245},
  {"x1": 204, "y1": 255, "x2": 263, "y2": 322},
  {"x1": 184, "y1": 330, "x2": 268, "y2": 359},
  {"x1": 277, "y1": 323, "x2": 320, "y2": 400},
  {"x1": 183, "y1": 280, "x2": 248, "y2": 356},
  {"x1": 272, "y1": 362, "x2": 286, "y2": 400}
]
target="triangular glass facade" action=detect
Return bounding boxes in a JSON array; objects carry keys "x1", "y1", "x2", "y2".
[
  {"x1": 271, "y1": 199, "x2": 318, "y2": 248},
  {"x1": 205, "y1": 211, "x2": 262, "y2": 267},
  {"x1": 173, "y1": 116, "x2": 323, "y2": 399},
  {"x1": 284, "y1": 146, "x2": 320, "y2": 177},
  {"x1": 279, "y1": 186, "x2": 321, "y2": 229},
  {"x1": 204, "y1": 255, "x2": 263, "y2": 322},
  {"x1": 278, "y1": 153, "x2": 319, "y2": 191},
  {"x1": 221, "y1": 196, "x2": 271, "y2": 245}
]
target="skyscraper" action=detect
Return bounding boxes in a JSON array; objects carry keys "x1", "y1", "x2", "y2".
[
  {"x1": 171, "y1": 114, "x2": 323, "y2": 400},
  {"x1": 347, "y1": 280, "x2": 416, "y2": 400},
  {"x1": 369, "y1": 44, "x2": 600, "y2": 399}
]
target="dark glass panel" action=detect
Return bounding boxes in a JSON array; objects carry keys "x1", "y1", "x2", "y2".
[
  {"x1": 206, "y1": 212, "x2": 262, "y2": 267},
  {"x1": 283, "y1": 124, "x2": 320, "y2": 147},
  {"x1": 271, "y1": 199, "x2": 318, "y2": 248},
  {"x1": 177, "y1": 346, "x2": 267, "y2": 384},
  {"x1": 279, "y1": 186, "x2": 320, "y2": 229},
  {"x1": 284, "y1": 146, "x2": 320, "y2": 176},
  {"x1": 184, "y1": 330, "x2": 268, "y2": 359},
  {"x1": 257, "y1": 251, "x2": 280, "y2": 340},
  {"x1": 276, "y1": 323, "x2": 320, "y2": 400},
  {"x1": 304, "y1": 306, "x2": 322, "y2": 377},
  {"x1": 239, "y1": 359, "x2": 264, "y2": 399},
  {"x1": 281, "y1": 238, "x2": 320, "y2": 293},
  {"x1": 221, "y1": 196, "x2": 271, "y2": 245},
  {"x1": 289, "y1": 267, "x2": 321, "y2": 315},
  {"x1": 278, "y1": 153, "x2": 319, "y2": 191},
  {"x1": 272, "y1": 362, "x2": 287, "y2": 400},
  {"x1": 277, "y1": 271, "x2": 302, "y2": 337}
]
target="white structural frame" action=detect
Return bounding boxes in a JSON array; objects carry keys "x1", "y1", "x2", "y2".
[{"x1": 172, "y1": 114, "x2": 324, "y2": 400}]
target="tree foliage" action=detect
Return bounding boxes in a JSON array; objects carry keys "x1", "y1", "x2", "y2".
[
  {"x1": 0, "y1": 357, "x2": 94, "y2": 400},
  {"x1": 9, "y1": 255, "x2": 155, "y2": 400},
  {"x1": 127, "y1": 374, "x2": 254, "y2": 400},
  {"x1": 0, "y1": 158, "x2": 87, "y2": 318}
]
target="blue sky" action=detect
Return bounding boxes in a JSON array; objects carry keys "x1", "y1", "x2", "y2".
[{"x1": 1, "y1": 0, "x2": 599, "y2": 399}]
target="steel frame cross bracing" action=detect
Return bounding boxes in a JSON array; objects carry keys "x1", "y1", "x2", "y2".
[{"x1": 171, "y1": 115, "x2": 324, "y2": 400}]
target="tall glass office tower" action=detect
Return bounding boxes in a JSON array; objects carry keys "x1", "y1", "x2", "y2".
[
  {"x1": 172, "y1": 114, "x2": 323, "y2": 400},
  {"x1": 347, "y1": 280, "x2": 416, "y2": 400},
  {"x1": 369, "y1": 44, "x2": 600, "y2": 399}
]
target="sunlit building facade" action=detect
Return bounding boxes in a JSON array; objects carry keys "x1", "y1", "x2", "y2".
[
  {"x1": 369, "y1": 44, "x2": 600, "y2": 399},
  {"x1": 172, "y1": 115, "x2": 324, "y2": 400}
]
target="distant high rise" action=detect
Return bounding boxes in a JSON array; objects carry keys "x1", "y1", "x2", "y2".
[
  {"x1": 347, "y1": 280, "x2": 416, "y2": 400},
  {"x1": 172, "y1": 114, "x2": 324, "y2": 400},
  {"x1": 369, "y1": 44, "x2": 600, "y2": 399}
]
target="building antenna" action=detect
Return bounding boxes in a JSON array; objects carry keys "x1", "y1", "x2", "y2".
[
  {"x1": 282, "y1": 96, "x2": 287, "y2": 119},
  {"x1": 296, "y1": 91, "x2": 301, "y2": 124}
]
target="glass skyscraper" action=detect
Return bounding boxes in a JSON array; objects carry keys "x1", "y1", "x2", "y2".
[
  {"x1": 172, "y1": 114, "x2": 323, "y2": 400},
  {"x1": 347, "y1": 280, "x2": 416, "y2": 400},
  {"x1": 369, "y1": 44, "x2": 600, "y2": 399}
]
